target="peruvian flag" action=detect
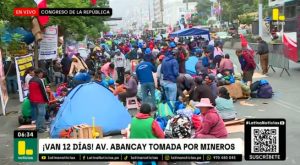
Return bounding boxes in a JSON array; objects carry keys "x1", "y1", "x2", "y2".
[
  {"x1": 34, "y1": 0, "x2": 49, "y2": 26},
  {"x1": 240, "y1": 34, "x2": 255, "y2": 56},
  {"x1": 91, "y1": 0, "x2": 97, "y2": 5}
]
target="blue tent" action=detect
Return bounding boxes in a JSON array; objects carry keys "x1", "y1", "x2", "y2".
[
  {"x1": 50, "y1": 82, "x2": 131, "y2": 138},
  {"x1": 169, "y1": 28, "x2": 210, "y2": 40},
  {"x1": 185, "y1": 56, "x2": 199, "y2": 76}
]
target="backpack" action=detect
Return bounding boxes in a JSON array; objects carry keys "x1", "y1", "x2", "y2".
[{"x1": 257, "y1": 84, "x2": 273, "y2": 98}]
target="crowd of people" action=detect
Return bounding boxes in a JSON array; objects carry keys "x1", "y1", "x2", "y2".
[{"x1": 18, "y1": 34, "x2": 271, "y2": 139}]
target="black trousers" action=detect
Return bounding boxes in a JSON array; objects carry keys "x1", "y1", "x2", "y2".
[{"x1": 116, "y1": 67, "x2": 125, "y2": 83}]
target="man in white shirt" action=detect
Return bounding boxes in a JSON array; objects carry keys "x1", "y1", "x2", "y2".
[{"x1": 113, "y1": 49, "x2": 126, "y2": 83}]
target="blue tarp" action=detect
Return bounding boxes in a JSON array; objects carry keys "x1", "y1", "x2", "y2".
[
  {"x1": 185, "y1": 56, "x2": 199, "y2": 76},
  {"x1": 50, "y1": 82, "x2": 131, "y2": 138},
  {"x1": 169, "y1": 28, "x2": 210, "y2": 40}
]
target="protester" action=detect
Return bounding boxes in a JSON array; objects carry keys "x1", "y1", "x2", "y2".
[
  {"x1": 68, "y1": 53, "x2": 88, "y2": 77},
  {"x1": 176, "y1": 74, "x2": 195, "y2": 97},
  {"x1": 61, "y1": 53, "x2": 72, "y2": 82},
  {"x1": 213, "y1": 42, "x2": 224, "y2": 68},
  {"x1": 236, "y1": 48, "x2": 256, "y2": 85},
  {"x1": 204, "y1": 74, "x2": 218, "y2": 100},
  {"x1": 85, "y1": 53, "x2": 96, "y2": 72},
  {"x1": 28, "y1": 69, "x2": 49, "y2": 133},
  {"x1": 177, "y1": 42, "x2": 189, "y2": 73},
  {"x1": 219, "y1": 54, "x2": 234, "y2": 74},
  {"x1": 195, "y1": 98, "x2": 228, "y2": 138},
  {"x1": 190, "y1": 76, "x2": 216, "y2": 105},
  {"x1": 257, "y1": 37, "x2": 269, "y2": 75},
  {"x1": 130, "y1": 103, "x2": 164, "y2": 138},
  {"x1": 161, "y1": 48, "x2": 179, "y2": 101},
  {"x1": 24, "y1": 67, "x2": 35, "y2": 89},
  {"x1": 118, "y1": 71, "x2": 138, "y2": 104},
  {"x1": 4, "y1": 58, "x2": 18, "y2": 94},
  {"x1": 135, "y1": 55, "x2": 157, "y2": 108},
  {"x1": 216, "y1": 87, "x2": 236, "y2": 121},
  {"x1": 101, "y1": 62, "x2": 115, "y2": 78},
  {"x1": 113, "y1": 49, "x2": 126, "y2": 83},
  {"x1": 53, "y1": 60, "x2": 64, "y2": 85},
  {"x1": 94, "y1": 71, "x2": 109, "y2": 88},
  {"x1": 156, "y1": 55, "x2": 165, "y2": 87}
]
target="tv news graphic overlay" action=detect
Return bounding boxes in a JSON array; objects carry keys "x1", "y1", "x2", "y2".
[
  {"x1": 39, "y1": 8, "x2": 112, "y2": 16},
  {"x1": 14, "y1": 130, "x2": 37, "y2": 162},
  {"x1": 14, "y1": 8, "x2": 39, "y2": 16},
  {"x1": 245, "y1": 119, "x2": 286, "y2": 160},
  {"x1": 39, "y1": 139, "x2": 243, "y2": 161}
]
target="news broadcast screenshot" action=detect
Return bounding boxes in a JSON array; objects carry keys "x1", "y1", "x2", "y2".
[{"x1": 0, "y1": 0, "x2": 299, "y2": 164}]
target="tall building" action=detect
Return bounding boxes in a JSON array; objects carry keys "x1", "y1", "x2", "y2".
[
  {"x1": 153, "y1": 0, "x2": 164, "y2": 23},
  {"x1": 163, "y1": 0, "x2": 197, "y2": 26}
]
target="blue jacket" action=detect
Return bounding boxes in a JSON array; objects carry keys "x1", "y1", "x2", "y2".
[
  {"x1": 161, "y1": 55, "x2": 179, "y2": 83},
  {"x1": 136, "y1": 61, "x2": 156, "y2": 84}
]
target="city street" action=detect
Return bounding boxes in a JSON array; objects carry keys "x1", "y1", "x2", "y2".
[{"x1": 1, "y1": 49, "x2": 299, "y2": 165}]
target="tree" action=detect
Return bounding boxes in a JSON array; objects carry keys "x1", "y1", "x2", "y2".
[
  {"x1": 0, "y1": 0, "x2": 110, "y2": 40},
  {"x1": 192, "y1": 0, "x2": 211, "y2": 25}
]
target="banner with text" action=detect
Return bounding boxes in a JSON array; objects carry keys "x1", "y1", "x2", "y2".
[
  {"x1": 15, "y1": 54, "x2": 34, "y2": 102},
  {"x1": 39, "y1": 25, "x2": 58, "y2": 60}
]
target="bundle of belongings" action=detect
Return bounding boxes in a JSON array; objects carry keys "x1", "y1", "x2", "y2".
[{"x1": 250, "y1": 79, "x2": 273, "y2": 98}]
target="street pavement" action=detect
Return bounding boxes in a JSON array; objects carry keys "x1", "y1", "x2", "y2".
[{"x1": 0, "y1": 49, "x2": 300, "y2": 165}]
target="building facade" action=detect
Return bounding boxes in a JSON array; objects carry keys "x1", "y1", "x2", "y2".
[
  {"x1": 153, "y1": 0, "x2": 164, "y2": 23},
  {"x1": 163, "y1": 0, "x2": 197, "y2": 26}
]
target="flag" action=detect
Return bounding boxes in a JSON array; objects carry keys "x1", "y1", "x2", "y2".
[
  {"x1": 34, "y1": 0, "x2": 49, "y2": 26},
  {"x1": 240, "y1": 34, "x2": 255, "y2": 56},
  {"x1": 91, "y1": 0, "x2": 97, "y2": 5}
]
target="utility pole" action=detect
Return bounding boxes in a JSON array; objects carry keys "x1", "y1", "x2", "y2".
[
  {"x1": 258, "y1": 0, "x2": 263, "y2": 37},
  {"x1": 148, "y1": 0, "x2": 151, "y2": 22},
  {"x1": 160, "y1": 0, "x2": 164, "y2": 25},
  {"x1": 186, "y1": 0, "x2": 189, "y2": 11}
]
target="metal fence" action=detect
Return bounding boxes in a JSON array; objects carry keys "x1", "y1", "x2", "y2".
[{"x1": 249, "y1": 43, "x2": 290, "y2": 76}]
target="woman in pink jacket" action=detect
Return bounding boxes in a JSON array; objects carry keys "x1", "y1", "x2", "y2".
[{"x1": 195, "y1": 98, "x2": 228, "y2": 138}]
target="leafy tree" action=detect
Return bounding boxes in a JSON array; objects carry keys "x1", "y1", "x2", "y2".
[{"x1": 0, "y1": 0, "x2": 110, "y2": 40}]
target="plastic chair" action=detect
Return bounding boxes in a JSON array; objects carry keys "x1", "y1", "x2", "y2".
[{"x1": 126, "y1": 96, "x2": 139, "y2": 109}]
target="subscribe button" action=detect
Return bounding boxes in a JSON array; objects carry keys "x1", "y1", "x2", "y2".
[{"x1": 14, "y1": 8, "x2": 39, "y2": 16}]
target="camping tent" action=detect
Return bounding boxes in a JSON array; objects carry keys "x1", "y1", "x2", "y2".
[
  {"x1": 50, "y1": 82, "x2": 131, "y2": 138},
  {"x1": 169, "y1": 28, "x2": 210, "y2": 40},
  {"x1": 185, "y1": 56, "x2": 199, "y2": 76}
]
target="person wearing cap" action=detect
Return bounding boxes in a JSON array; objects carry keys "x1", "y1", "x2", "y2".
[
  {"x1": 135, "y1": 54, "x2": 157, "y2": 108},
  {"x1": 143, "y1": 48, "x2": 154, "y2": 63},
  {"x1": 190, "y1": 76, "x2": 216, "y2": 106},
  {"x1": 161, "y1": 47, "x2": 179, "y2": 101},
  {"x1": 28, "y1": 68, "x2": 49, "y2": 133},
  {"x1": 176, "y1": 74, "x2": 195, "y2": 98},
  {"x1": 113, "y1": 49, "x2": 126, "y2": 83},
  {"x1": 118, "y1": 71, "x2": 138, "y2": 105},
  {"x1": 204, "y1": 74, "x2": 218, "y2": 101},
  {"x1": 194, "y1": 98, "x2": 228, "y2": 138},
  {"x1": 256, "y1": 37, "x2": 269, "y2": 75}
]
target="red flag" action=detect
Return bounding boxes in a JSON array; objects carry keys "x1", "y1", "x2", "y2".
[
  {"x1": 91, "y1": 0, "x2": 97, "y2": 5},
  {"x1": 34, "y1": 0, "x2": 49, "y2": 26}
]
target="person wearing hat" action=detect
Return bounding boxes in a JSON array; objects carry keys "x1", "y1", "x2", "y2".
[
  {"x1": 118, "y1": 71, "x2": 138, "y2": 105},
  {"x1": 204, "y1": 74, "x2": 218, "y2": 101},
  {"x1": 68, "y1": 53, "x2": 88, "y2": 77},
  {"x1": 113, "y1": 49, "x2": 126, "y2": 83},
  {"x1": 194, "y1": 98, "x2": 228, "y2": 138}
]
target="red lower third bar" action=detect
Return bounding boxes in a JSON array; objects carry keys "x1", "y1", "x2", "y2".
[{"x1": 14, "y1": 8, "x2": 39, "y2": 17}]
